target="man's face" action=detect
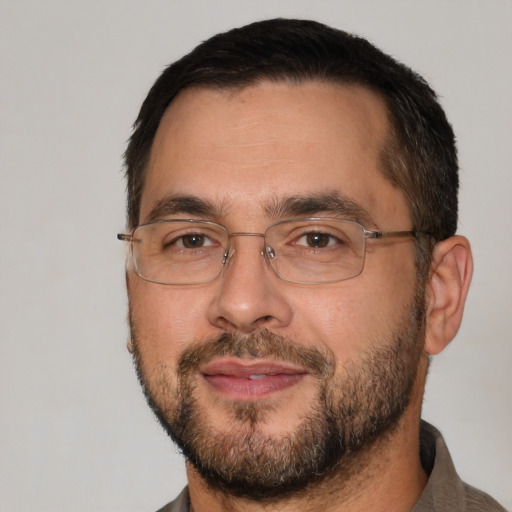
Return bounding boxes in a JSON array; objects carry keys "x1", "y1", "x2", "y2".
[{"x1": 128, "y1": 81, "x2": 424, "y2": 498}]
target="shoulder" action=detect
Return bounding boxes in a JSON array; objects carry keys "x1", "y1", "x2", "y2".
[
  {"x1": 462, "y1": 482, "x2": 508, "y2": 512},
  {"x1": 415, "y1": 421, "x2": 507, "y2": 511}
]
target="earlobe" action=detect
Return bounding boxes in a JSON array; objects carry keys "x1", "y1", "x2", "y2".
[{"x1": 424, "y1": 235, "x2": 473, "y2": 355}]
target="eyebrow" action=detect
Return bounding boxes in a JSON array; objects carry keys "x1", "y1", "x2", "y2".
[
  {"x1": 264, "y1": 191, "x2": 376, "y2": 227},
  {"x1": 145, "y1": 194, "x2": 222, "y2": 223},
  {"x1": 144, "y1": 190, "x2": 375, "y2": 227}
]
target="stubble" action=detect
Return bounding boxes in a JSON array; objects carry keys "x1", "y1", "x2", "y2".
[{"x1": 130, "y1": 295, "x2": 425, "y2": 501}]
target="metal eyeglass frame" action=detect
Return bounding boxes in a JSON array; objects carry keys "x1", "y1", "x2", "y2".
[{"x1": 117, "y1": 217, "x2": 427, "y2": 285}]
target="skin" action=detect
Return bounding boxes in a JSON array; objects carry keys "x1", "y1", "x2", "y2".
[{"x1": 127, "y1": 81, "x2": 473, "y2": 512}]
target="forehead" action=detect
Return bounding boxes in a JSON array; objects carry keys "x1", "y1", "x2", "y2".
[{"x1": 141, "y1": 81, "x2": 409, "y2": 228}]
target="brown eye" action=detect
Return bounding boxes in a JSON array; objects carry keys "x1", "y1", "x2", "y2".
[
  {"x1": 305, "y1": 233, "x2": 331, "y2": 248},
  {"x1": 181, "y1": 234, "x2": 207, "y2": 248}
]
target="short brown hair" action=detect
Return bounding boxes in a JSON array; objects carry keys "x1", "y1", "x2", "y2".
[{"x1": 124, "y1": 18, "x2": 458, "y2": 275}]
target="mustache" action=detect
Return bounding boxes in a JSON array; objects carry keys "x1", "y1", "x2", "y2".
[{"x1": 178, "y1": 330, "x2": 335, "y2": 379}]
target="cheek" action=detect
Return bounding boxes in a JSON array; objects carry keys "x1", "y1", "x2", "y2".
[
  {"x1": 291, "y1": 245, "x2": 418, "y2": 359},
  {"x1": 128, "y1": 274, "x2": 213, "y2": 365},
  {"x1": 292, "y1": 285, "x2": 369, "y2": 359}
]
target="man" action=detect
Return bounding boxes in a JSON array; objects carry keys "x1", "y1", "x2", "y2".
[{"x1": 118, "y1": 19, "x2": 505, "y2": 511}]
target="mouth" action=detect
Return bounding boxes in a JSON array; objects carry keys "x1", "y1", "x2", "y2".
[{"x1": 200, "y1": 358, "x2": 308, "y2": 400}]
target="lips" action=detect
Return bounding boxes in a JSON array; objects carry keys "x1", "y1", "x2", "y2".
[{"x1": 200, "y1": 358, "x2": 307, "y2": 400}]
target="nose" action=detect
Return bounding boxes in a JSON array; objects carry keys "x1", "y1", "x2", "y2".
[{"x1": 207, "y1": 234, "x2": 293, "y2": 334}]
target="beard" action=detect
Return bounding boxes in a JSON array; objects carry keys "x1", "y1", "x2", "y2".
[{"x1": 130, "y1": 294, "x2": 425, "y2": 502}]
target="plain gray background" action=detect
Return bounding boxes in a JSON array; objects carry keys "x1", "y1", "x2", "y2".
[{"x1": 0, "y1": 1, "x2": 510, "y2": 510}]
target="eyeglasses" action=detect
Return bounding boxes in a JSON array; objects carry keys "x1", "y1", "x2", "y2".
[{"x1": 117, "y1": 218, "x2": 423, "y2": 285}]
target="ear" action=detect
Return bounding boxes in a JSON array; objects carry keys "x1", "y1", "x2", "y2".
[{"x1": 424, "y1": 235, "x2": 473, "y2": 355}]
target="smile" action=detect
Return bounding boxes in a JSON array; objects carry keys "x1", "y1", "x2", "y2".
[{"x1": 200, "y1": 358, "x2": 308, "y2": 400}]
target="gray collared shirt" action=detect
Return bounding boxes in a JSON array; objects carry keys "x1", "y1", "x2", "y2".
[{"x1": 157, "y1": 421, "x2": 506, "y2": 512}]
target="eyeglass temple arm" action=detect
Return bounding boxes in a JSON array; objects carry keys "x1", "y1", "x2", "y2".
[
  {"x1": 365, "y1": 230, "x2": 425, "y2": 240},
  {"x1": 117, "y1": 233, "x2": 132, "y2": 242}
]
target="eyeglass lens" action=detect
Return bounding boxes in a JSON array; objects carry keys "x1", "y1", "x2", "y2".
[{"x1": 130, "y1": 219, "x2": 367, "y2": 285}]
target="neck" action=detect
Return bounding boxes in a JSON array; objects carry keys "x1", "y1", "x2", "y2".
[{"x1": 187, "y1": 358, "x2": 429, "y2": 512}]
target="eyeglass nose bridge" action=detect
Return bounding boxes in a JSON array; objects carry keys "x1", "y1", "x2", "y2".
[{"x1": 221, "y1": 231, "x2": 275, "y2": 266}]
